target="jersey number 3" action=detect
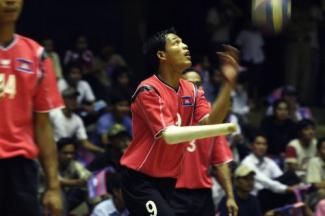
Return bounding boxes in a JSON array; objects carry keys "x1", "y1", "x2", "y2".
[{"x1": 0, "y1": 74, "x2": 16, "y2": 99}]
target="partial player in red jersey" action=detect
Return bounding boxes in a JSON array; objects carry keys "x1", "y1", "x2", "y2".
[
  {"x1": 0, "y1": 0, "x2": 63, "y2": 215},
  {"x1": 170, "y1": 68, "x2": 238, "y2": 216},
  {"x1": 120, "y1": 28, "x2": 239, "y2": 216}
]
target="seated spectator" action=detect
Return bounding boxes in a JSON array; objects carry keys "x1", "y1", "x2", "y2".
[
  {"x1": 202, "y1": 66, "x2": 223, "y2": 104},
  {"x1": 91, "y1": 173, "x2": 129, "y2": 216},
  {"x1": 99, "y1": 44, "x2": 127, "y2": 78},
  {"x1": 96, "y1": 94, "x2": 132, "y2": 145},
  {"x1": 285, "y1": 119, "x2": 317, "y2": 176},
  {"x1": 266, "y1": 85, "x2": 313, "y2": 122},
  {"x1": 182, "y1": 67, "x2": 203, "y2": 89},
  {"x1": 241, "y1": 133, "x2": 293, "y2": 195},
  {"x1": 242, "y1": 133, "x2": 300, "y2": 213},
  {"x1": 108, "y1": 66, "x2": 134, "y2": 102},
  {"x1": 50, "y1": 88, "x2": 104, "y2": 154},
  {"x1": 42, "y1": 37, "x2": 63, "y2": 79},
  {"x1": 218, "y1": 165, "x2": 262, "y2": 216},
  {"x1": 88, "y1": 124, "x2": 130, "y2": 172},
  {"x1": 231, "y1": 82, "x2": 250, "y2": 120},
  {"x1": 64, "y1": 34, "x2": 94, "y2": 74},
  {"x1": 57, "y1": 138, "x2": 92, "y2": 213},
  {"x1": 305, "y1": 137, "x2": 325, "y2": 211},
  {"x1": 58, "y1": 64, "x2": 96, "y2": 106},
  {"x1": 260, "y1": 99, "x2": 297, "y2": 158}
]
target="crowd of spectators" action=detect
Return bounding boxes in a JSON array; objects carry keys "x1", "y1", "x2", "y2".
[{"x1": 36, "y1": 1, "x2": 325, "y2": 215}]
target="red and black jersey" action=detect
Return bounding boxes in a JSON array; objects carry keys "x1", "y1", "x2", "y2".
[{"x1": 121, "y1": 75, "x2": 210, "y2": 178}]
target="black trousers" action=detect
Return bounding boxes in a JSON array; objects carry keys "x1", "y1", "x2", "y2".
[
  {"x1": 121, "y1": 167, "x2": 176, "y2": 216},
  {"x1": 170, "y1": 188, "x2": 215, "y2": 216},
  {"x1": 0, "y1": 157, "x2": 40, "y2": 216}
]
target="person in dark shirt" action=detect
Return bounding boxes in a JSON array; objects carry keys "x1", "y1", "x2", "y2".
[
  {"x1": 218, "y1": 165, "x2": 262, "y2": 216},
  {"x1": 260, "y1": 99, "x2": 297, "y2": 157}
]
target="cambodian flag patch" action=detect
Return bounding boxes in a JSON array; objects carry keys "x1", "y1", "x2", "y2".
[
  {"x1": 16, "y1": 58, "x2": 33, "y2": 74},
  {"x1": 181, "y1": 96, "x2": 194, "y2": 106}
]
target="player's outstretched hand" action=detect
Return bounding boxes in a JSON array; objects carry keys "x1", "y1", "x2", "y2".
[
  {"x1": 222, "y1": 44, "x2": 240, "y2": 63},
  {"x1": 226, "y1": 197, "x2": 238, "y2": 216},
  {"x1": 42, "y1": 188, "x2": 63, "y2": 216}
]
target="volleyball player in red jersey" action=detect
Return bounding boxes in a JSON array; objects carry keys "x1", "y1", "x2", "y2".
[
  {"x1": 0, "y1": 0, "x2": 63, "y2": 215},
  {"x1": 120, "y1": 28, "x2": 239, "y2": 216},
  {"x1": 170, "y1": 68, "x2": 238, "y2": 216}
]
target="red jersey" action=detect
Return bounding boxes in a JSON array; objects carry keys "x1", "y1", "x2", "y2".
[
  {"x1": 121, "y1": 75, "x2": 210, "y2": 178},
  {"x1": 176, "y1": 135, "x2": 233, "y2": 189},
  {"x1": 0, "y1": 34, "x2": 64, "y2": 159}
]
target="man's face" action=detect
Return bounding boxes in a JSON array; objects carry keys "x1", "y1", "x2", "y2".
[
  {"x1": 68, "y1": 67, "x2": 82, "y2": 83},
  {"x1": 251, "y1": 136, "x2": 268, "y2": 157},
  {"x1": 300, "y1": 126, "x2": 315, "y2": 141},
  {"x1": 43, "y1": 39, "x2": 53, "y2": 53},
  {"x1": 111, "y1": 135, "x2": 130, "y2": 150},
  {"x1": 182, "y1": 71, "x2": 202, "y2": 88},
  {"x1": 117, "y1": 73, "x2": 130, "y2": 87},
  {"x1": 0, "y1": 0, "x2": 23, "y2": 24},
  {"x1": 59, "y1": 144, "x2": 75, "y2": 166},
  {"x1": 114, "y1": 100, "x2": 130, "y2": 116},
  {"x1": 236, "y1": 174, "x2": 255, "y2": 193},
  {"x1": 275, "y1": 102, "x2": 289, "y2": 121},
  {"x1": 162, "y1": 33, "x2": 192, "y2": 72},
  {"x1": 64, "y1": 96, "x2": 78, "y2": 110}
]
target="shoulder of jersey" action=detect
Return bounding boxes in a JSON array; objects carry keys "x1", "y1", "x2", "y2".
[{"x1": 16, "y1": 34, "x2": 43, "y2": 53}]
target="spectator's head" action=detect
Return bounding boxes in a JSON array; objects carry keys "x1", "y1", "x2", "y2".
[
  {"x1": 209, "y1": 66, "x2": 223, "y2": 85},
  {"x1": 106, "y1": 173, "x2": 126, "y2": 211},
  {"x1": 107, "y1": 124, "x2": 130, "y2": 150},
  {"x1": 297, "y1": 119, "x2": 315, "y2": 142},
  {"x1": 250, "y1": 133, "x2": 268, "y2": 158},
  {"x1": 112, "y1": 67, "x2": 131, "y2": 88},
  {"x1": 182, "y1": 67, "x2": 202, "y2": 88},
  {"x1": 57, "y1": 138, "x2": 78, "y2": 167},
  {"x1": 273, "y1": 99, "x2": 289, "y2": 121},
  {"x1": 66, "y1": 63, "x2": 82, "y2": 85},
  {"x1": 143, "y1": 27, "x2": 191, "y2": 74},
  {"x1": 317, "y1": 137, "x2": 325, "y2": 161},
  {"x1": 111, "y1": 93, "x2": 130, "y2": 118},
  {"x1": 0, "y1": 0, "x2": 23, "y2": 24},
  {"x1": 75, "y1": 35, "x2": 88, "y2": 52},
  {"x1": 234, "y1": 165, "x2": 255, "y2": 194},
  {"x1": 42, "y1": 38, "x2": 54, "y2": 53},
  {"x1": 62, "y1": 87, "x2": 79, "y2": 110},
  {"x1": 282, "y1": 85, "x2": 298, "y2": 108}
]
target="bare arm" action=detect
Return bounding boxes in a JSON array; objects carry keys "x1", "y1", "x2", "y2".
[
  {"x1": 34, "y1": 112, "x2": 62, "y2": 216},
  {"x1": 60, "y1": 178, "x2": 87, "y2": 187},
  {"x1": 81, "y1": 139, "x2": 105, "y2": 154},
  {"x1": 215, "y1": 163, "x2": 238, "y2": 216}
]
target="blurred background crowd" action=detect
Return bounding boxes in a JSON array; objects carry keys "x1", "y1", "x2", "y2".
[{"x1": 18, "y1": 0, "x2": 325, "y2": 215}]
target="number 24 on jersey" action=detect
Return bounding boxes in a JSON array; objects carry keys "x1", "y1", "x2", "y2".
[{"x1": 0, "y1": 74, "x2": 16, "y2": 99}]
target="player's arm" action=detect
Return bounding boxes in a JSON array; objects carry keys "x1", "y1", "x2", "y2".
[
  {"x1": 81, "y1": 139, "x2": 105, "y2": 154},
  {"x1": 200, "y1": 45, "x2": 240, "y2": 125},
  {"x1": 214, "y1": 163, "x2": 238, "y2": 216},
  {"x1": 34, "y1": 112, "x2": 62, "y2": 215}
]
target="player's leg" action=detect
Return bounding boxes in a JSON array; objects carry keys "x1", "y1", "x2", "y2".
[
  {"x1": 192, "y1": 189, "x2": 215, "y2": 216},
  {"x1": 6, "y1": 157, "x2": 40, "y2": 216},
  {"x1": 0, "y1": 159, "x2": 9, "y2": 214},
  {"x1": 170, "y1": 189, "x2": 192, "y2": 216},
  {"x1": 121, "y1": 167, "x2": 176, "y2": 216}
]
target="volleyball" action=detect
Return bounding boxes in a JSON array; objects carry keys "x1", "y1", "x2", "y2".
[{"x1": 252, "y1": 0, "x2": 291, "y2": 34}]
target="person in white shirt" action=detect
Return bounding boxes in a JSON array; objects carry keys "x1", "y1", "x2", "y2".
[
  {"x1": 91, "y1": 173, "x2": 129, "y2": 216},
  {"x1": 57, "y1": 64, "x2": 96, "y2": 105},
  {"x1": 50, "y1": 88, "x2": 104, "y2": 154},
  {"x1": 241, "y1": 133, "x2": 293, "y2": 195},
  {"x1": 241, "y1": 133, "x2": 299, "y2": 213}
]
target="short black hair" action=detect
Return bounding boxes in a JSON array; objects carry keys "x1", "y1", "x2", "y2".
[
  {"x1": 297, "y1": 119, "x2": 315, "y2": 134},
  {"x1": 272, "y1": 99, "x2": 288, "y2": 112},
  {"x1": 143, "y1": 28, "x2": 177, "y2": 73},
  {"x1": 252, "y1": 131, "x2": 268, "y2": 143},
  {"x1": 57, "y1": 137, "x2": 78, "y2": 151},
  {"x1": 106, "y1": 173, "x2": 122, "y2": 194},
  {"x1": 317, "y1": 137, "x2": 325, "y2": 151}
]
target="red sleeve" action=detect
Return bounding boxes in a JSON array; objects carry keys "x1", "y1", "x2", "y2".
[
  {"x1": 33, "y1": 56, "x2": 64, "y2": 112},
  {"x1": 135, "y1": 88, "x2": 175, "y2": 137},
  {"x1": 194, "y1": 89, "x2": 210, "y2": 123},
  {"x1": 285, "y1": 146, "x2": 297, "y2": 160},
  {"x1": 211, "y1": 136, "x2": 233, "y2": 165}
]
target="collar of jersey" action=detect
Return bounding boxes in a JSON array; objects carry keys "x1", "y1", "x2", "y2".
[
  {"x1": 0, "y1": 34, "x2": 17, "y2": 51},
  {"x1": 154, "y1": 74, "x2": 179, "y2": 93}
]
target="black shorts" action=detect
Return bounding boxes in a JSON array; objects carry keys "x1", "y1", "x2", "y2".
[
  {"x1": 121, "y1": 167, "x2": 176, "y2": 216},
  {"x1": 170, "y1": 188, "x2": 215, "y2": 216},
  {"x1": 0, "y1": 157, "x2": 40, "y2": 216}
]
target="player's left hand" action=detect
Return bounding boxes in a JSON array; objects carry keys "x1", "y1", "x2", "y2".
[
  {"x1": 217, "y1": 45, "x2": 240, "y2": 87},
  {"x1": 42, "y1": 188, "x2": 63, "y2": 216},
  {"x1": 226, "y1": 197, "x2": 238, "y2": 216}
]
